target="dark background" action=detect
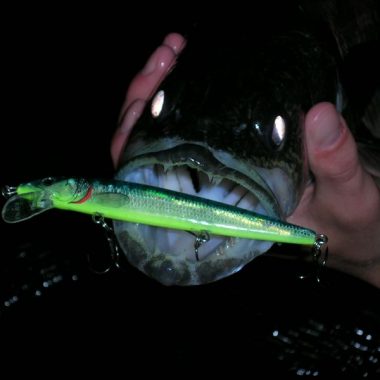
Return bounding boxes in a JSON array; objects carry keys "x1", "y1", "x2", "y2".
[
  {"x1": 1, "y1": 8, "x2": 190, "y2": 181},
  {"x1": 0, "y1": 5, "x2": 379, "y2": 377}
]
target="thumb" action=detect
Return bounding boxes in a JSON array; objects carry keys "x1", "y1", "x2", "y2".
[{"x1": 305, "y1": 102, "x2": 365, "y2": 198}]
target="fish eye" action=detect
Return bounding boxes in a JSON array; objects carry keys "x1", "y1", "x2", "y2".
[
  {"x1": 42, "y1": 177, "x2": 54, "y2": 186},
  {"x1": 150, "y1": 81, "x2": 184, "y2": 125},
  {"x1": 151, "y1": 90, "x2": 165, "y2": 118},
  {"x1": 271, "y1": 115, "x2": 286, "y2": 148}
]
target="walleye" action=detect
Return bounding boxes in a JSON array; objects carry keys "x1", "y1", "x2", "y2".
[
  {"x1": 114, "y1": 1, "x2": 379, "y2": 284},
  {"x1": 2, "y1": 177, "x2": 318, "y2": 246}
]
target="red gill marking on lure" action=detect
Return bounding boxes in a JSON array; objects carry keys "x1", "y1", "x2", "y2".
[{"x1": 71, "y1": 186, "x2": 94, "y2": 204}]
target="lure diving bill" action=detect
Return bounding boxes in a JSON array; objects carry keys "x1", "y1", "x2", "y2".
[{"x1": 2, "y1": 177, "x2": 321, "y2": 246}]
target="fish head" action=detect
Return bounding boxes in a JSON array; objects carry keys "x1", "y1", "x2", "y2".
[{"x1": 114, "y1": 28, "x2": 337, "y2": 285}]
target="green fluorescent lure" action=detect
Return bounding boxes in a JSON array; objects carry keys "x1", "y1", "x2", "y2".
[{"x1": 2, "y1": 177, "x2": 321, "y2": 247}]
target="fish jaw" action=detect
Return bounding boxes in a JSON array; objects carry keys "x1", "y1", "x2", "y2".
[{"x1": 114, "y1": 143, "x2": 299, "y2": 285}]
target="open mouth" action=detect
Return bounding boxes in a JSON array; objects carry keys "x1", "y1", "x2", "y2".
[{"x1": 114, "y1": 144, "x2": 283, "y2": 285}]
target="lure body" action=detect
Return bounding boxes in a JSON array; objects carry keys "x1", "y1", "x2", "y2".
[{"x1": 3, "y1": 177, "x2": 316, "y2": 246}]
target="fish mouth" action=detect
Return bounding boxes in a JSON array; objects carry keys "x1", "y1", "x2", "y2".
[{"x1": 114, "y1": 143, "x2": 293, "y2": 285}]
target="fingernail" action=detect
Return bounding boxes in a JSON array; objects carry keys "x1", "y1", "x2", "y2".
[
  {"x1": 310, "y1": 104, "x2": 343, "y2": 149},
  {"x1": 163, "y1": 33, "x2": 186, "y2": 54},
  {"x1": 119, "y1": 99, "x2": 146, "y2": 133}
]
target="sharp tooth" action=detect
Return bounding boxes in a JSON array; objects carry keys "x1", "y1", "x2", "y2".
[
  {"x1": 254, "y1": 203, "x2": 267, "y2": 215},
  {"x1": 215, "y1": 246, "x2": 224, "y2": 256},
  {"x1": 143, "y1": 166, "x2": 156, "y2": 186},
  {"x1": 167, "y1": 230, "x2": 181, "y2": 250},
  {"x1": 224, "y1": 237, "x2": 235, "y2": 250},
  {"x1": 221, "y1": 179, "x2": 236, "y2": 197},
  {"x1": 161, "y1": 230, "x2": 171, "y2": 252},
  {"x1": 163, "y1": 163, "x2": 171, "y2": 174},
  {"x1": 125, "y1": 167, "x2": 145, "y2": 184},
  {"x1": 176, "y1": 166, "x2": 196, "y2": 195},
  {"x1": 211, "y1": 176, "x2": 223, "y2": 186},
  {"x1": 163, "y1": 168, "x2": 181, "y2": 192},
  {"x1": 237, "y1": 192, "x2": 258, "y2": 210},
  {"x1": 223, "y1": 185, "x2": 247, "y2": 206}
]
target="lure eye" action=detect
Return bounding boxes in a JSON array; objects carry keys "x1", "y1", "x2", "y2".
[
  {"x1": 66, "y1": 179, "x2": 79, "y2": 193},
  {"x1": 42, "y1": 177, "x2": 54, "y2": 186},
  {"x1": 271, "y1": 115, "x2": 286, "y2": 148}
]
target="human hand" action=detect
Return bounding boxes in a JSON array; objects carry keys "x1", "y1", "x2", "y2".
[
  {"x1": 111, "y1": 34, "x2": 380, "y2": 287},
  {"x1": 287, "y1": 102, "x2": 380, "y2": 287},
  {"x1": 111, "y1": 33, "x2": 186, "y2": 166}
]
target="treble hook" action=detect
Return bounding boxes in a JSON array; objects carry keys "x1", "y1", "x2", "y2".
[
  {"x1": 87, "y1": 213, "x2": 123, "y2": 274},
  {"x1": 2, "y1": 185, "x2": 17, "y2": 199},
  {"x1": 299, "y1": 233, "x2": 329, "y2": 283},
  {"x1": 193, "y1": 231, "x2": 210, "y2": 261},
  {"x1": 312, "y1": 234, "x2": 329, "y2": 283}
]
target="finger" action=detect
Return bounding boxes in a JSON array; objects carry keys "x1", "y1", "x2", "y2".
[
  {"x1": 112, "y1": 34, "x2": 186, "y2": 166},
  {"x1": 163, "y1": 33, "x2": 186, "y2": 54},
  {"x1": 111, "y1": 99, "x2": 146, "y2": 166},
  {"x1": 121, "y1": 45, "x2": 178, "y2": 115},
  {"x1": 306, "y1": 102, "x2": 361, "y2": 192},
  {"x1": 305, "y1": 102, "x2": 379, "y2": 222},
  {"x1": 123, "y1": 33, "x2": 185, "y2": 112},
  {"x1": 118, "y1": 35, "x2": 185, "y2": 126}
]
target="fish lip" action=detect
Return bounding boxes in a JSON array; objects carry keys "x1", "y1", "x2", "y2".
[{"x1": 116, "y1": 142, "x2": 282, "y2": 219}]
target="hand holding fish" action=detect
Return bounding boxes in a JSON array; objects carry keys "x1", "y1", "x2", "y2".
[
  {"x1": 111, "y1": 34, "x2": 380, "y2": 287},
  {"x1": 111, "y1": 33, "x2": 186, "y2": 165},
  {"x1": 288, "y1": 102, "x2": 380, "y2": 287}
]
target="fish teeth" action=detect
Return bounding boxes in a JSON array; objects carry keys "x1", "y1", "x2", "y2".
[
  {"x1": 211, "y1": 175, "x2": 223, "y2": 186},
  {"x1": 162, "y1": 163, "x2": 172, "y2": 174},
  {"x1": 204, "y1": 172, "x2": 223, "y2": 187},
  {"x1": 177, "y1": 166, "x2": 196, "y2": 195},
  {"x1": 223, "y1": 185, "x2": 246, "y2": 206},
  {"x1": 206, "y1": 172, "x2": 214, "y2": 184},
  {"x1": 163, "y1": 168, "x2": 181, "y2": 192}
]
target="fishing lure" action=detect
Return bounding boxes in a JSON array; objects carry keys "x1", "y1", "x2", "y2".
[{"x1": 2, "y1": 177, "x2": 326, "y2": 249}]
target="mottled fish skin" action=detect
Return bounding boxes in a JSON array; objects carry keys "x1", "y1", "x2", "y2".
[
  {"x1": 119, "y1": 30, "x2": 337, "y2": 216},
  {"x1": 114, "y1": 1, "x2": 379, "y2": 285}
]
